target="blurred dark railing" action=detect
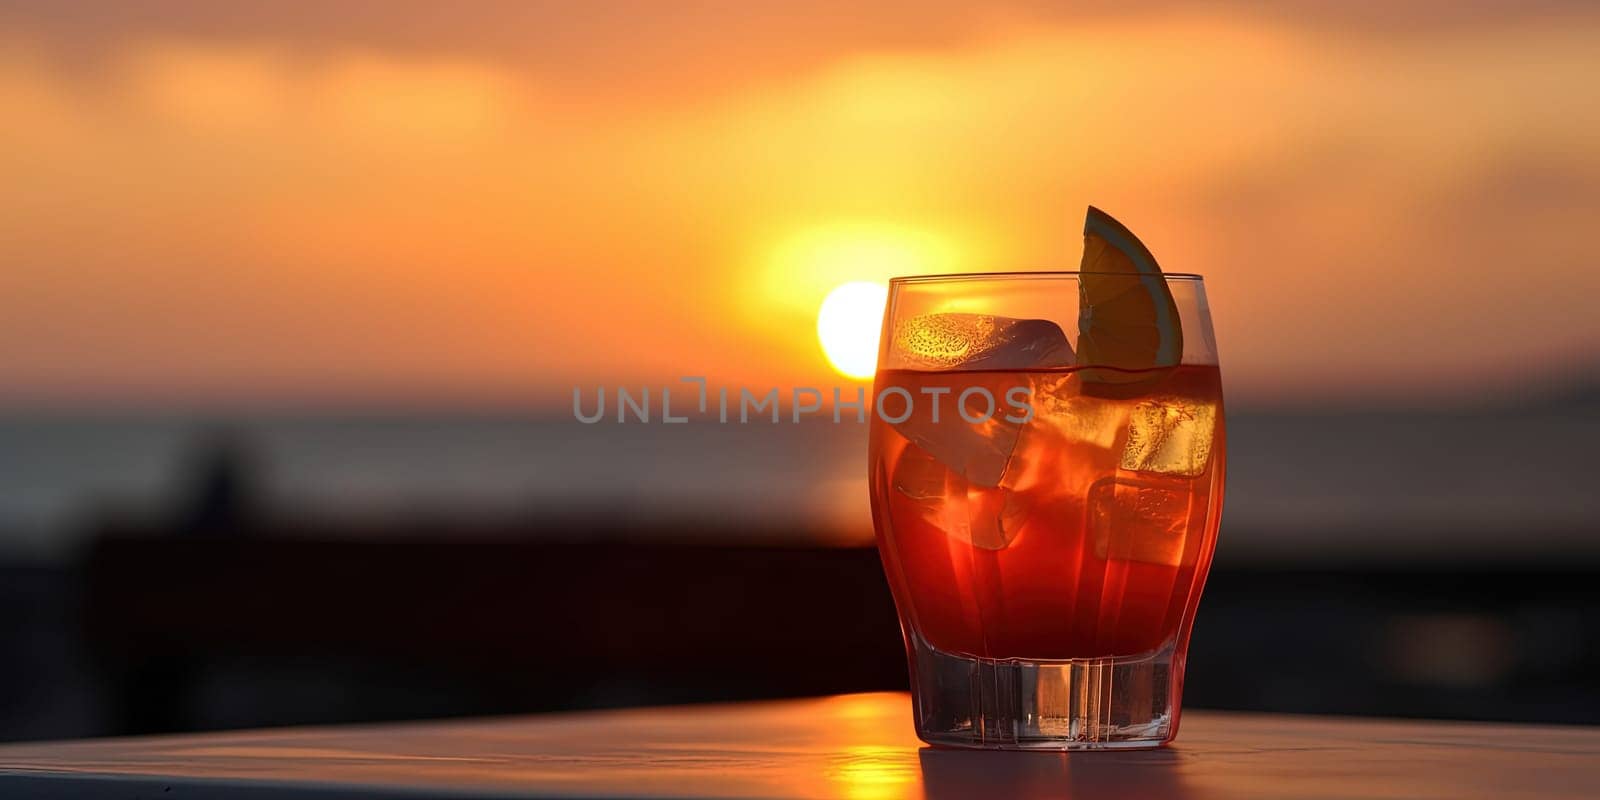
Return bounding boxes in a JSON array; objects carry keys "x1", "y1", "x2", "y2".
[
  {"x1": 81, "y1": 523, "x2": 905, "y2": 735},
  {"x1": 32, "y1": 519, "x2": 1592, "y2": 741}
]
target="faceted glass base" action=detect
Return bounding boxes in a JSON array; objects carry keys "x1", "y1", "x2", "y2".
[{"x1": 907, "y1": 633, "x2": 1182, "y2": 750}]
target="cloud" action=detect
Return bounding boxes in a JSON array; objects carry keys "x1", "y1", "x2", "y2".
[{"x1": 4, "y1": 1, "x2": 1599, "y2": 98}]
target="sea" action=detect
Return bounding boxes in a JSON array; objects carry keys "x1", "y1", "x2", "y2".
[{"x1": 0, "y1": 404, "x2": 1595, "y2": 564}]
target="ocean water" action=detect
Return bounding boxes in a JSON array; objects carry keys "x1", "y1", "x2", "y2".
[
  {"x1": 0, "y1": 408, "x2": 1594, "y2": 562},
  {"x1": 0, "y1": 416, "x2": 868, "y2": 558}
]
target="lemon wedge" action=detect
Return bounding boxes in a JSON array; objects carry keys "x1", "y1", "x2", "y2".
[{"x1": 1076, "y1": 206, "x2": 1183, "y2": 375}]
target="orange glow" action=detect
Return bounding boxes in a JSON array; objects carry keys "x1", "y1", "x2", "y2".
[
  {"x1": 831, "y1": 745, "x2": 920, "y2": 800},
  {"x1": 0, "y1": 10, "x2": 1597, "y2": 406},
  {"x1": 813, "y1": 694, "x2": 923, "y2": 800}
]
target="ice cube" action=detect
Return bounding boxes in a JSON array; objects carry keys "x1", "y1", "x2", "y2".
[
  {"x1": 1030, "y1": 373, "x2": 1127, "y2": 451},
  {"x1": 1120, "y1": 395, "x2": 1217, "y2": 477},
  {"x1": 894, "y1": 444, "x2": 1028, "y2": 550},
  {"x1": 888, "y1": 314, "x2": 1073, "y2": 487},
  {"x1": 1087, "y1": 477, "x2": 1191, "y2": 566},
  {"x1": 891, "y1": 313, "x2": 1074, "y2": 371},
  {"x1": 895, "y1": 405, "x2": 1020, "y2": 488}
]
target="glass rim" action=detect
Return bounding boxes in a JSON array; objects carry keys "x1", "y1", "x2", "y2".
[{"x1": 889, "y1": 270, "x2": 1204, "y2": 284}]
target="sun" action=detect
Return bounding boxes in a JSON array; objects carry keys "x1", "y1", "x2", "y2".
[{"x1": 817, "y1": 281, "x2": 889, "y2": 380}]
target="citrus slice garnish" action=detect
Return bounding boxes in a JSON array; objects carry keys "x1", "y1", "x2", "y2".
[{"x1": 1076, "y1": 206, "x2": 1183, "y2": 379}]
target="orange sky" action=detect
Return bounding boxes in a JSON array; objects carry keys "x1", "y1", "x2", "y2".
[{"x1": 1, "y1": 3, "x2": 1598, "y2": 408}]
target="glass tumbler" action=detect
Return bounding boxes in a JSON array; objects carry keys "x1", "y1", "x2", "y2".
[{"x1": 868, "y1": 272, "x2": 1224, "y2": 749}]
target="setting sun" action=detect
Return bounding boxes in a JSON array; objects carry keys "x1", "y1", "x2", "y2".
[{"x1": 817, "y1": 282, "x2": 889, "y2": 380}]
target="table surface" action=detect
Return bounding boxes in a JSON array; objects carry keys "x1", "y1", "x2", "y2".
[{"x1": 1, "y1": 692, "x2": 1597, "y2": 799}]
